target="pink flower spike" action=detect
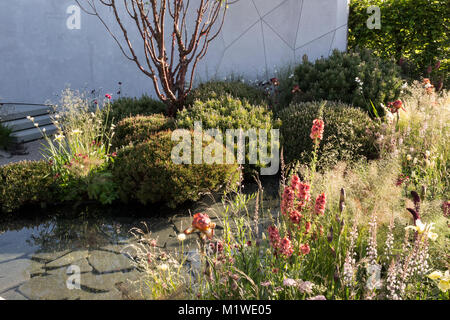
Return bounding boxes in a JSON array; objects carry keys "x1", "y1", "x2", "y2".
[
  {"x1": 310, "y1": 119, "x2": 325, "y2": 141},
  {"x1": 105, "y1": 94, "x2": 112, "y2": 100}
]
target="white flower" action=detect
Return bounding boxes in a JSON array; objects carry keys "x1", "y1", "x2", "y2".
[
  {"x1": 298, "y1": 280, "x2": 314, "y2": 294},
  {"x1": 406, "y1": 154, "x2": 412, "y2": 161},
  {"x1": 288, "y1": 74, "x2": 294, "y2": 79},
  {"x1": 428, "y1": 271, "x2": 443, "y2": 280},
  {"x1": 177, "y1": 233, "x2": 186, "y2": 242},
  {"x1": 34, "y1": 123, "x2": 39, "y2": 127},
  {"x1": 157, "y1": 264, "x2": 169, "y2": 272},
  {"x1": 307, "y1": 295, "x2": 326, "y2": 300},
  {"x1": 425, "y1": 150, "x2": 431, "y2": 157},
  {"x1": 72, "y1": 129, "x2": 82, "y2": 135},
  {"x1": 283, "y1": 278, "x2": 297, "y2": 287},
  {"x1": 405, "y1": 219, "x2": 438, "y2": 241},
  {"x1": 54, "y1": 134, "x2": 65, "y2": 142}
]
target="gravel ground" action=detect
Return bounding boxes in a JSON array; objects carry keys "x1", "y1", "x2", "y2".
[{"x1": 0, "y1": 139, "x2": 48, "y2": 167}]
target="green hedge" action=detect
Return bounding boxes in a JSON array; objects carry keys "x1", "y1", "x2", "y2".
[
  {"x1": 285, "y1": 49, "x2": 403, "y2": 117},
  {"x1": 111, "y1": 114, "x2": 175, "y2": 149},
  {"x1": 0, "y1": 161, "x2": 59, "y2": 213},
  {"x1": 348, "y1": 0, "x2": 449, "y2": 85},
  {"x1": 112, "y1": 130, "x2": 239, "y2": 208},
  {"x1": 186, "y1": 81, "x2": 268, "y2": 107},
  {"x1": 279, "y1": 101, "x2": 380, "y2": 169},
  {"x1": 109, "y1": 95, "x2": 167, "y2": 122}
]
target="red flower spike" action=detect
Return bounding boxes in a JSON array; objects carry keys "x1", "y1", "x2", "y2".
[{"x1": 314, "y1": 193, "x2": 326, "y2": 215}]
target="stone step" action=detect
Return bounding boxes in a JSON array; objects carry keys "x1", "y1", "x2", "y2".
[
  {"x1": 11, "y1": 124, "x2": 58, "y2": 143},
  {"x1": 0, "y1": 105, "x2": 52, "y2": 122},
  {"x1": 3, "y1": 114, "x2": 53, "y2": 132}
]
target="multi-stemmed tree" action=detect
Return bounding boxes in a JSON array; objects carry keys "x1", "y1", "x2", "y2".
[{"x1": 76, "y1": 0, "x2": 235, "y2": 116}]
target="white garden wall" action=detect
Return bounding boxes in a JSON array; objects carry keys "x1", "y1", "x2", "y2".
[{"x1": 0, "y1": 0, "x2": 349, "y2": 104}]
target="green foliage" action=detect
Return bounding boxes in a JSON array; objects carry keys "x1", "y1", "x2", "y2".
[
  {"x1": 348, "y1": 0, "x2": 449, "y2": 85},
  {"x1": 109, "y1": 95, "x2": 167, "y2": 122},
  {"x1": 0, "y1": 161, "x2": 59, "y2": 213},
  {"x1": 111, "y1": 114, "x2": 175, "y2": 149},
  {"x1": 279, "y1": 101, "x2": 380, "y2": 169},
  {"x1": 86, "y1": 171, "x2": 118, "y2": 205},
  {"x1": 287, "y1": 49, "x2": 403, "y2": 116},
  {"x1": 186, "y1": 81, "x2": 268, "y2": 107},
  {"x1": 112, "y1": 130, "x2": 239, "y2": 208},
  {"x1": 177, "y1": 95, "x2": 280, "y2": 171},
  {"x1": 0, "y1": 122, "x2": 12, "y2": 149}
]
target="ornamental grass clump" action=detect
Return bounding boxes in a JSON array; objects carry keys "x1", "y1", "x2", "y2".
[
  {"x1": 377, "y1": 81, "x2": 449, "y2": 199},
  {"x1": 31, "y1": 89, "x2": 118, "y2": 203}
]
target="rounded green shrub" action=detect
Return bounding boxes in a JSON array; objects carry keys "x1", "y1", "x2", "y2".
[
  {"x1": 287, "y1": 49, "x2": 403, "y2": 117},
  {"x1": 0, "y1": 161, "x2": 59, "y2": 213},
  {"x1": 279, "y1": 101, "x2": 380, "y2": 169},
  {"x1": 111, "y1": 114, "x2": 175, "y2": 149},
  {"x1": 186, "y1": 80, "x2": 268, "y2": 107},
  {"x1": 176, "y1": 95, "x2": 281, "y2": 171},
  {"x1": 109, "y1": 95, "x2": 167, "y2": 122},
  {"x1": 112, "y1": 130, "x2": 239, "y2": 208}
]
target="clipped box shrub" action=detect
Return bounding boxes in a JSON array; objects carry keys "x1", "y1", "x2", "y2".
[
  {"x1": 109, "y1": 95, "x2": 167, "y2": 122},
  {"x1": 111, "y1": 114, "x2": 175, "y2": 149},
  {"x1": 176, "y1": 95, "x2": 281, "y2": 171},
  {"x1": 112, "y1": 130, "x2": 239, "y2": 208},
  {"x1": 348, "y1": 0, "x2": 449, "y2": 85},
  {"x1": 279, "y1": 101, "x2": 380, "y2": 169},
  {"x1": 0, "y1": 161, "x2": 59, "y2": 213},
  {"x1": 186, "y1": 80, "x2": 268, "y2": 107},
  {"x1": 287, "y1": 49, "x2": 403, "y2": 117}
]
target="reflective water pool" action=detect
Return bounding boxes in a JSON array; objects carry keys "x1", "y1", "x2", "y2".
[{"x1": 0, "y1": 212, "x2": 200, "y2": 300}]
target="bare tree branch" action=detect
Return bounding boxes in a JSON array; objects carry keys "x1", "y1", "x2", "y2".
[{"x1": 76, "y1": 0, "x2": 234, "y2": 116}]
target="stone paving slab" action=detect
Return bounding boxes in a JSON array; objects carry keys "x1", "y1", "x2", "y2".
[
  {"x1": 0, "y1": 288, "x2": 28, "y2": 300},
  {"x1": 46, "y1": 250, "x2": 89, "y2": 269},
  {"x1": 47, "y1": 258, "x2": 92, "y2": 275},
  {"x1": 0, "y1": 259, "x2": 34, "y2": 293},
  {"x1": 87, "y1": 250, "x2": 135, "y2": 274},
  {"x1": 31, "y1": 250, "x2": 70, "y2": 263}
]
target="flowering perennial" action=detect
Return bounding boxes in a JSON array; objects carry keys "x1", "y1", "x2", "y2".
[
  {"x1": 184, "y1": 212, "x2": 216, "y2": 240},
  {"x1": 310, "y1": 119, "x2": 324, "y2": 140}
]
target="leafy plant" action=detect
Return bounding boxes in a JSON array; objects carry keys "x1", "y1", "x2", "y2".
[
  {"x1": 285, "y1": 49, "x2": 403, "y2": 117},
  {"x1": 86, "y1": 171, "x2": 118, "y2": 205},
  {"x1": 0, "y1": 122, "x2": 12, "y2": 149}
]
